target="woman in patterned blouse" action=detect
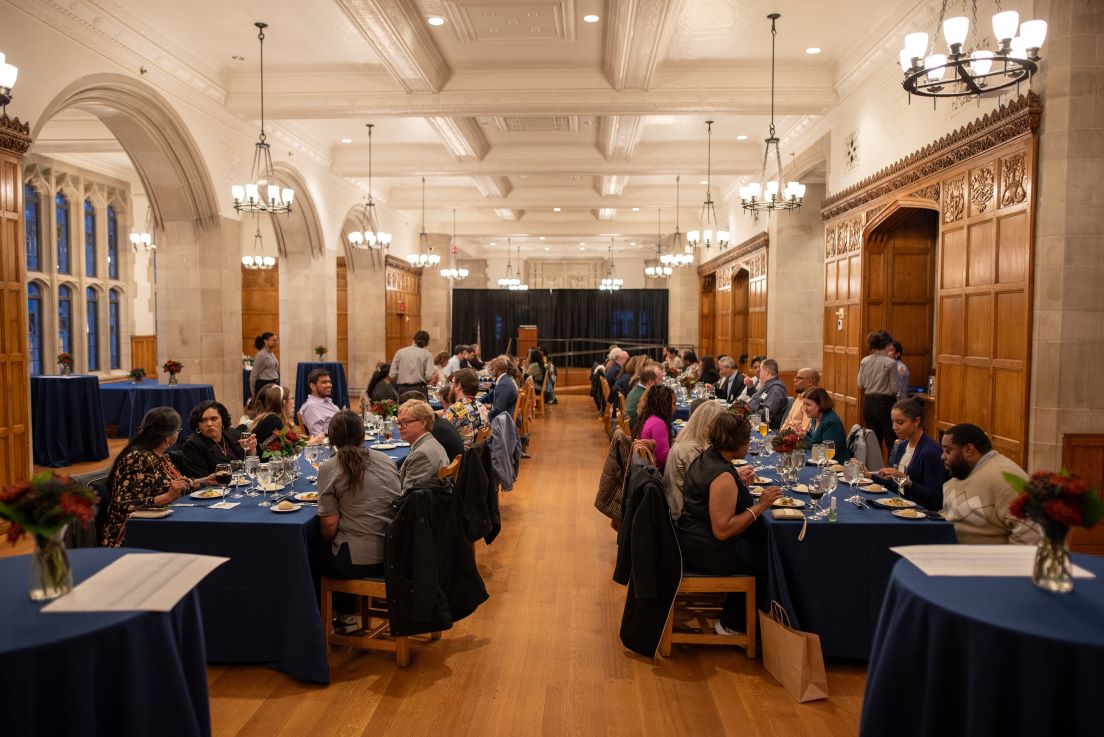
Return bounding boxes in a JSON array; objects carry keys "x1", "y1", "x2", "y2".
[
  {"x1": 444, "y1": 368, "x2": 490, "y2": 449},
  {"x1": 100, "y1": 406, "x2": 213, "y2": 547}
]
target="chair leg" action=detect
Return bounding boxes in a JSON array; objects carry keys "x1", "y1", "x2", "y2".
[
  {"x1": 659, "y1": 606, "x2": 674, "y2": 657},
  {"x1": 745, "y1": 586, "x2": 757, "y2": 659},
  {"x1": 430, "y1": 631, "x2": 442, "y2": 641},
  {"x1": 395, "y1": 636, "x2": 410, "y2": 667},
  {"x1": 320, "y1": 579, "x2": 333, "y2": 655}
]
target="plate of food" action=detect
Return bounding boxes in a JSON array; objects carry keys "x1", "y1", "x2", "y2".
[
  {"x1": 790, "y1": 483, "x2": 810, "y2": 493},
  {"x1": 370, "y1": 443, "x2": 396, "y2": 450},
  {"x1": 829, "y1": 464, "x2": 846, "y2": 473},
  {"x1": 392, "y1": 441, "x2": 411, "y2": 447},
  {"x1": 259, "y1": 483, "x2": 284, "y2": 492},
  {"x1": 749, "y1": 485, "x2": 764, "y2": 496},
  {"x1": 190, "y1": 488, "x2": 226, "y2": 500},
  {"x1": 731, "y1": 458, "x2": 749, "y2": 466},
  {"x1": 271, "y1": 500, "x2": 302, "y2": 513},
  {"x1": 892, "y1": 508, "x2": 927, "y2": 520},
  {"x1": 752, "y1": 476, "x2": 773, "y2": 485},
  {"x1": 293, "y1": 491, "x2": 319, "y2": 503},
  {"x1": 773, "y1": 496, "x2": 805, "y2": 508},
  {"x1": 875, "y1": 496, "x2": 917, "y2": 509},
  {"x1": 860, "y1": 483, "x2": 886, "y2": 493},
  {"x1": 229, "y1": 477, "x2": 252, "y2": 486}
]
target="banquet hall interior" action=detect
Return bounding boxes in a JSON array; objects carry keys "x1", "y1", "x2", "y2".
[{"x1": 1, "y1": 0, "x2": 1102, "y2": 735}]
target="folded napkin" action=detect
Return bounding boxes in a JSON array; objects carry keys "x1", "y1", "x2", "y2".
[{"x1": 771, "y1": 508, "x2": 805, "y2": 520}]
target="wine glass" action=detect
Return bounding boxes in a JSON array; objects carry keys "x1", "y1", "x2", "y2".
[
  {"x1": 239, "y1": 431, "x2": 254, "y2": 453},
  {"x1": 820, "y1": 472, "x2": 839, "y2": 517},
  {"x1": 791, "y1": 449, "x2": 807, "y2": 471},
  {"x1": 823, "y1": 440, "x2": 836, "y2": 466},
  {"x1": 844, "y1": 459, "x2": 863, "y2": 495},
  {"x1": 283, "y1": 456, "x2": 298, "y2": 489},
  {"x1": 243, "y1": 455, "x2": 260, "y2": 496},
  {"x1": 382, "y1": 421, "x2": 392, "y2": 442},
  {"x1": 214, "y1": 463, "x2": 232, "y2": 499},
  {"x1": 229, "y1": 460, "x2": 244, "y2": 498},
  {"x1": 256, "y1": 461, "x2": 273, "y2": 507},
  {"x1": 807, "y1": 473, "x2": 826, "y2": 516}
]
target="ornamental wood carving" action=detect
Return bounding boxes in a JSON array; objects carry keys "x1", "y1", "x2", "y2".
[
  {"x1": 970, "y1": 166, "x2": 995, "y2": 213},
  {"x1": 944, "y1": 176, "x2": 965, "y2": 223},
  {"x1": 910, "y1": 183, "x2": 941, "y2": 201},
  {"x1": 697, "y1": 232, "x2": 768, "y2": 278},
  {"x1": 1000, "y1": 151, "x2": 1028, "y2": 207},
  {"x1": 0, "y1": 114, "x2": 32, "y2": 155},
  {"x1": 825, "y1": 228, "x2": 838, "y2": 258}
]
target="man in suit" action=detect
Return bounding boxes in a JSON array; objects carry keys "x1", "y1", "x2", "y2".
[
  {"x1": 748, "y1": 358, "x2": 789, "y2": 429},
  {"x1": 712, "y1": 356, "x2": 743, "y2": 402},
  {"x1": 397, "y1": 399, "x2": 450, "y2": 489},
  {"x1": 483, "y1": 355, "x2": 518, "y2": 421}
]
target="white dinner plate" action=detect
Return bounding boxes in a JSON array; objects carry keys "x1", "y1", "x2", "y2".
[
  {"x1": 874, "y1": 497, "x2": 917, "y2": 509},
  {"x1": 790, "y1": 483, "x2": 810, "y2": 493},
  {"x1": 749, "y1": 486, "x2": 764, "y2": 496},
  {"x1": 752, "y1": 476, "x2": 773, "y2": 485},
  {"x1": 392, "y1": 441, "x2": 410, "y2": 447},
  {"x1": 293, "y1": 491, "x2": 319, "y2": 503},
  {"x1": 370, "y1": 443, "x2": 396, "y2": 450},
  {"x1": 190, "y1": 489, "x2": 226, "y2": 500},
  {"x1": 892, "y1": 508, "x2": 927, "y2": 520},
  {"x1": 270, "y1": 503, "x2": 302, "y2": 513},
  {"x1": 861, "y1": 484, "x2": 887, "y2": 493},
  {"x1": 229, "y1": 477, "x2": 251, "y2": 486},
  {"x1": 258, "y1": 483, "x2": 284, "y2": 492},
  {"x1": 732, "y1": 459, "x2": 749, "y2": 466},
  {"x1": 772, "y1": 497, "x2": 805, "y2": 509}
]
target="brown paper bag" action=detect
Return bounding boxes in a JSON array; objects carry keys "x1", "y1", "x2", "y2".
[{"x1": 758, "y1": 601, "x2": 828, "y2": 703}]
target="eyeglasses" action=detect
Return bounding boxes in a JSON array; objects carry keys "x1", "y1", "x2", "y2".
[{"x1": 395, "y1": 418, "x2": 423, "y2": 428}]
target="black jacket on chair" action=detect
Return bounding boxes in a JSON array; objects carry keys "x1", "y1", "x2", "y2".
[
  {"x1": 455, "y1": 441, "x2": 501, "y2": 544},
  {"x1": 613, "y1": 456, "x2": 683, "y2": 658},
  {"x1": 384, "y1": 478, "x2": 489, "y2": 637}
]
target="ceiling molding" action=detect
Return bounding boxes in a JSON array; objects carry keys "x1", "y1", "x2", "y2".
[
  {"x1": 446, "y1": 0, "x2": 577, "y2": 43},
  {"x1": 603, "y1": 0, "x2": 685, "y2": 91},
  {"x1": 425, "y1": 116, "x2": 490, "y2": 161},
  {"x1": 28, "y1": 139, "x2": 127, "y2": 154},
  {"x1": 334, "y1": 0, "x2": 452, "y2": 92},
  {"x1": 472, "y1": 176, "x2": 513, "y2": 198},
  {"x1": 594, "y1": 208, "x2": 616, "y2": 221},
  {"x1": 494, "y1": 208, "x2": 525, "y2": 221},
  {"x1": 597, "y1": 115, "x2": 644, "y2": 160},
  {"x1": 595, "y1": 175, "x2": 628, "y2": 197}
]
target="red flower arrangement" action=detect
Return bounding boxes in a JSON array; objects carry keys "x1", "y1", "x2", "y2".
[
  {"x1": 162, "y1": 359, "x2": 183, "y2": 375},
  {"x1": 262, "y1": 426, "x2": 307, "y2": 460},
  {"x1": 728, "y1": 400, "x2": 752, "y2": 417},
  {"x1": 371, "y1": 400, "x2": 398, "y2": 419},
  {"x1": 1005, "y1": 470, "x2": 1104, "y2": 539},
  {"x1": 56, "y1": 352, "x2": 73, "y2": 368},
  {"x1": 771, "y1": 427, "x2": 802, "y2": 454},
  {"x1": 0, "y1": 471, "x2": 98, "y2": 543}
]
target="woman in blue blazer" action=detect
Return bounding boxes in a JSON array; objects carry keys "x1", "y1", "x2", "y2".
[
  {"x1": 801, "y1": 388, "x2": 851, "y2": 462},
  {"x1": 870, "y1": 397, "x2": 946, "y2": 510}
]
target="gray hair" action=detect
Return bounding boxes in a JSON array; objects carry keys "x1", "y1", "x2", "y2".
[
  {"x1": 718, "y1": 356, "x2": 736, "y2": 370},
  {"x1": 761, "y1": 358, "x2": 779, "y2": 377}
]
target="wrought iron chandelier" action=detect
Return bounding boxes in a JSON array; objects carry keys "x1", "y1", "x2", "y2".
[
  {"x1": 497, "y1": 238, "x2": 528, "y2": 290},
  {"x1": 688, "y1": 122, "x2": 730, "y2": 248},
  {"x1": 439, "y1": 209, "x2": 469, "y2": 281},
  {"x1": 242, "y1": 220, "x2": 276, "y2": 270},
  {"x1": 644, "y1": 209, "x2": 672, "y2": 279},
  {"x1": 129, "y1": 205, "x2": 156, "y2": 253},
  {"x1": 740, "y1": 14, "x2": 805, "y2": 216},
  {"x1": 661, "y1": 176, "x2": 694, "y2": 268},
  {"x1": 599, "y1": 239, "x2": 624, "y2": 291},
  {"x1": 348, "y1": 123, "x2": 391, "y2": 250},
  {"x1": 406, "y1": 177, "x2": 441, "y2": 268},
  {"x1": 900, "y1": 1, "x2": 1046, "y2": 100},
  {"x1": 231, "y1": 23, "x2": 294, "y2": 215},
  {"x1": 0, "y1": 50, "x2": 19, "y2": 108}
]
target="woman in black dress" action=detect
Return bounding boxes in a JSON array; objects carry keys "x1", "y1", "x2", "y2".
[{"x1": 177, "y1": 400, "x2": 257, "y2": 478}]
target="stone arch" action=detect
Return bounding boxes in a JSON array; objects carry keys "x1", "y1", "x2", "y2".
[{"x1": 269, "y1": 163, "x2": 325, "y2": 259}]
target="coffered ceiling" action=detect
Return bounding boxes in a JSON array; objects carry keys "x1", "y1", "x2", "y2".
[{"x1": 17, "y1": 0, "x2": 925, "y2": 255}]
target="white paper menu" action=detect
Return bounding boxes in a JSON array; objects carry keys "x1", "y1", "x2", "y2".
[
  {"x1": 42, "y1": 553, "x2": 229, "y2": 612},
  {"x1": 890, "y1": 544, "x2": 1096, "y2": 578}
]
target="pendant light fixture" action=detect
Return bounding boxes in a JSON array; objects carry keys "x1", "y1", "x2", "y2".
[
  {"x1": 740, "y1": 14, "x2": 805, "y2": 216},
  {"x1": 406, "y1": 177, "x2": 441, "y2": 268},
  {"x1": 348, "y1": 123, "x2": 391, "y2": 250},
  {"x1": 129, "y1": 205, "x2": 156, "y2": 252},
  {"x1": 662, "y1": 176, "x2": 694, "y2": 268},
  {"x1": 242, "y1": 220, "x2": 276, "y2": 270},
  {"x1": 644, "y1": 209, "x2": 673, "y2": 279},
  {"x1": 599, "y1": 239, "x2": 623, "y2": 291},
  {"x1": 0, "y1": 50, "x2": 19, "y2": 109},
  {"x1": 439, "y1": 209, "x2": 469, "y2": 281},
  {"x1": 231, "y1": 22, "x2": 294, "y2": 215},
  {"x1": 497, "y1": 238, "x2": 528, "y2": 290},
  {"x1": 687, "y1": 121, "x2": 730, "y2": 249}
]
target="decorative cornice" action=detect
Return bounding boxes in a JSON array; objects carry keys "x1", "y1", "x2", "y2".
[
  {"x1": 698, "y1": 232, "x2": 768, "y2": 276},
  {"x1": 335, "y1": 0, "x2": 451, "y2": 93},
  {"x1": 603, "y1": 0, "x2": 684, "y2": 91},
  {"x1": 0, "y1": 114, "x2": 33, "y2": 156},
  {"x1": 821, "y1": 92, "x2": 1041, "y2": 221},
  {"x1": 386, "y1": 254, "x2": 424, "y2": 275}
]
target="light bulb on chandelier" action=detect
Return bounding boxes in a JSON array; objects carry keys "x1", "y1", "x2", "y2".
[
  {"x1": 439, "y1": 209, "x2": 469, "y2": 282},
  {"x1": 406, "y1": 177, "x2": 441, "y2": 267},
  {"x1": 687, "y1": 121, "x2": 730, "y2": 247},
  {"x1": 348, "y1": 123, "x2": 391, "y2": 250}
]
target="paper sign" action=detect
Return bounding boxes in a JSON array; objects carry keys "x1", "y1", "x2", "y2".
[
  {"x1": 42, "y1": 553, "x2": 228, "y2": 612},
  {"x1": 891, "y1": 544, "x2": 1096, "y2": 578}
]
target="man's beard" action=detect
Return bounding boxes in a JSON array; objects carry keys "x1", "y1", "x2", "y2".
[{"x1": 948, "y1": 456, "x2": 972, "y2": 481}]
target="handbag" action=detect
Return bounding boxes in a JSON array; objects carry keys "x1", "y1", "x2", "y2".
[{"x1": 758, "y1": 601, "x2": 828, "y2": 703}]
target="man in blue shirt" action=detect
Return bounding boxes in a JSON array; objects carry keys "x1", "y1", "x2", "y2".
[{"x1": 483, "y1": 356, "x2": 518, "y2": 421}]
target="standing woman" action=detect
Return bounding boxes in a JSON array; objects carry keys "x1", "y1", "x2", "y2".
[
  {"x1": 633, "y1": 384, "x2": 676, "y2": 471},
  {"x1": 870, "y1": 397, "x2": 946, "y2": 510},
  {"x1": 857, "y1": 330, "x2": 900, "y2": 456},
  {"x1": 250, "y1": 332, "x2": 280, "y2": 400}
]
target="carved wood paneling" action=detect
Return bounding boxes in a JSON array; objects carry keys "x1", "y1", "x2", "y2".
[
  {"x1": 943, "y1": 176, "x2": 965, "y2": 223},
  {"x1": 970, "y1": 165, "x2": 995, "y2": 214},
  {"x1": 241, "y1": 264, "x2": 280, "y2": 361},
  {"x1": 1063, "y1": 434, "x2": 1104, "y2": 555},
  {"x1": 699, "y1": 233, "x2": 768, "y2": 361},
  {"x1": 385, "y1": 255, "x2": 422, "y2": 361},
  {"x1": 336, "y1": 257, "x2": 348, "y2": 372}
]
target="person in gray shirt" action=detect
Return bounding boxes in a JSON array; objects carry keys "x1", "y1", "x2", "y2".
[
  {"x1": 396, "y1": 399, "x2": 450, "y2": 489},
  {"x1": 389, "y1": 330, "x2": 435, "y2": 399},
  {"x1": 857, "y1": 330, "x2": 901, "y2": 457},
  {"x1": 249, "y1": 332, "x2": 280, "y2": 398}
]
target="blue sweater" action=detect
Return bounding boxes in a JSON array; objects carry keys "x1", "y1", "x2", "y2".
[
  {"x1": 806, "y1": 410, "x2": 850, "y2": 462},
  {"x1": 872, "y1": 433, "x2": 946, "y2": 510}
]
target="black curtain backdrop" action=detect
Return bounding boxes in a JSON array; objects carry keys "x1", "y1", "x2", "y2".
[{"x1": 451, "y1": 288, "x2": 669, "y2": 365}]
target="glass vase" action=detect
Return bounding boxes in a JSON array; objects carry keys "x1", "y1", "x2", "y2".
[
  {"x1": 29, "y1": 526, "x2": 73, "y2": 601},
  {"x1": 168, "y1": 373, "x2": 179, "y2": 386},
  {"x1": 1033, "y1": 529, "x2": 1073, "y2": 593}
]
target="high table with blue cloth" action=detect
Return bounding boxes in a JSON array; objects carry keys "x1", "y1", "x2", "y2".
[
  {"x1": 294, "y1": 362, "x2": 349, "y2": 418},
  {"x1": 755, "y1": 451, "x2": 957, "y2": 659},
  {"x1": 125, "y1": 438, "x2": 409, "y2": 683},
  {"x1": 100, "y1": 379, "x2": 215, "y2": 438},
  {"x1": 0, "y1": 548, "x2": 211, "y2": 737},
  {"x1": 30, "y1": 375, "x2": 109, "y2": 467},
  {"x1": 860, "y1": 555, "x2": 1104, "y2": 737}
]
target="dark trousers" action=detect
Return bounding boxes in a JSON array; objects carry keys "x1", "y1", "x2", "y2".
[
  {"x1": 395, "y1": 383, "x2": 428, "y2": 400},
  {"x1": 252, "y1": 377, "x2": 279, "y2": 401},
  {"x1": 677, "y1": 529, "x2": 768, "y2": 632},
  {"x1": 863, "y1": 393, "x2": 897, "y2": 458},
  {"x1": 318, "y1": 542, "x2": 384, "y2": 615}
]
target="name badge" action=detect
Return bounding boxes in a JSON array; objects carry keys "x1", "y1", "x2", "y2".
[{"x1": 759, "y1": 392, "x2": 768, "y2": 401}]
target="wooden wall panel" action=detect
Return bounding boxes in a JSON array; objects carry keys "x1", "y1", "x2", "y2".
[
  {"x1": 712, "y1": 279, "x2": 730, "y2": 359},
  {"x1": 732, "y1": 271, "x2": 749, "y2": 362},
  {"x1": 698, "y1": 233, "x2": 767, "y2": 363},
  {"x1": 130, "y1": 334, "x2": 156, "y2": 376},
  {"x1": 1063, "y1": 434, "x2": 1104, "y2": 555},
  {"x1": 241, "y1": 264, "x2": 280, "y2": 359},
  {"x1": 384, "y1": 256, "x2": 422, "y2": 362},
  {"x1": 698, "y1": 274, "x2": 714, "y2": 357},
  {"x1": 336, "y1": 257, "x2": 348, "y2": 371}
]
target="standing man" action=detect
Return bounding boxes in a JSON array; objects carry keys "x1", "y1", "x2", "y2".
[
  {"x1": 250, "y1": 332, "x2": 280, "y2": 399},
  {"x1": 390, "y1": 330, "x2": 434, "y2": 399},
  {"x1": 712, "y1": 356, "x2": 743, "y2": 402},
  {"x1": 299, "y1": 369, "x2": 339, "y2": 436},
  {"x1": 483, "y1": 355, "x2": 518, "y2": 421},
  {"x1": 625, "y1": 364, "x2": 662, "y2": 427},
  {"x1": 396, "y1": 399, "x2": 450, "y2": 489},
  {"x1": 747, "y1": 359, "x2": 788, "y2": 429},
  {"x1": 857, "y1": 330, "x2": 900, "y2": 456},
  {"x1": 781, "y1": 368, "x2": 820, "y2": 434}
]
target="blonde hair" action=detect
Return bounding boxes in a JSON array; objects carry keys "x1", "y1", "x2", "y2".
[
  {"x1": 398, "y1": 399, "x2": 435, "y2": 428},
  {"x1": 671, "y1": 401, "x2": 727, "y2": 449}
]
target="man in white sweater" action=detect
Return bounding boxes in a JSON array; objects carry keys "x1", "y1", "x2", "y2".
[{"x1": 940, "y1": 424, "x2": 1040, "y2": 545}]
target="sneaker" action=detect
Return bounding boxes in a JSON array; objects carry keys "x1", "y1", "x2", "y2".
[
  {"x1": 521, "y1": 451, "x2": 531, "y2": 459},
  {"x1": 714, "y1": 620, "x2": 745, "y2": 637},
  {"x1": 333, "y1": 614, "x2": 359, "y2": 634}
]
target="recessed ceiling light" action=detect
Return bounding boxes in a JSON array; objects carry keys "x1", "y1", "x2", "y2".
[
  {"x1": 579, "y1": 246, "x2": 586, "y2": 250},
  {"x1": 805, "y1": 47, "x2": 821, "y2": 55},
  {"x1": 736, "y1": 135, "x2": 748, "y2": 140},
  {"x1": 700, "y1": 180, "x2": 708, "y2": 185},
  {"x1": 579, "y1": 242, "x2": 586, "y2": 246},
  {"x1": 544, "y1": 247, "x2": 550, "y2": 251},
  {"x1": 490, "y1": 242, "x2": 496, "y2": 246},
  {"x1": 553, "y1": 207, "x2": 562, "y2": 212},
  {"x1": 538, "y1": 236, "x2": 545, "y2": 240},
  {"x1": 427, "y1": 16, "x2": 446, "y2": 26},
  {"x1": 629, "y1": 241, "x2": 637, "y2": 245},
  {"x1": 340, "y1": 138, "x2": 352, "y2": 144},
  {"x1": 632, "y1": 207, "x2": 640, "y2": 211},
  {"x1": 583, "y1": 14, "x2": 600, "y2": 23}
]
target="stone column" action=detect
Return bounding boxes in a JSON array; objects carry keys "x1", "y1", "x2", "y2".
[
  {"x1": 419, "y1": 234, "x2": 451, "y2": 354},
  {"x1": 667, "y1": 265, "x2": 699, "y2": 348},
  {"x1": 346, "y1": 248, "x2": 387, "y2": 392}
]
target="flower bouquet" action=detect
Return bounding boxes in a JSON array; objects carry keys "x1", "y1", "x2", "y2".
[
  {"x1": 728, "y1": 399, "x2": 752, "y2": 417},
  {"x1": 162, "y1": 359, "x2": 183, "y2": 386},
  {"x1": 371, "y1": 400, "x2": 398, "y2": 419},
  {"x1": 127, "y1": 367, "x2": 147, "y2": 384},
  {"x1": 261, "y1": 426, "x2": 307, "y2": 460},
  {"x1": 314, "y1": 344, "x2": 328, "y2": 359},
  {"x1": 1005, "y1": 470, "x2": 1103, "y2": 592},
  {"x1": 0, "y1": 471, "x2": 98, "y2": 600},
  {"x1": 771, "y1": 427, "x2": 801, "y2": 454},
  {"x1": 57, "y1": 352, "x2": 74, "y2": 376}
]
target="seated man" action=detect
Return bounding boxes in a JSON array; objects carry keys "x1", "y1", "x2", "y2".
[
  {"x1": 712, "y1": 356, "x2": 742, "y2": 402},
  {"x1": 299, "y1": 369, "x2": 339, "y2": 436},
  {"x1": 400, "y1": 390, "x2": 464, "y2": 461},
  {"x1": 940, "y1": 423, "x2": 1040, "y2": 545},
  {"x1": 482, "y1": 355, "x2": 518, "y2": 421},
  {"x1": 747, "y1": 358, "x2": 788, "y2": 429},
  {"x1": 396, "y1": 399, "x2": 450, "y2": 489},
  {"x1": 781, "y1": 368, "x2": 820, "y2": 435},
  {"x1": 625, "y1": 364, "x2": 661, "y2": 427},
  {"x1": 443, "y1": 344, "x2": 469, "y2": 380}
]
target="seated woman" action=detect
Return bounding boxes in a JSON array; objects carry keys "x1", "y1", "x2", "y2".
[
  {"x1": 100, "y1": 407, "x2": 216, "y2": 547},
  {"x1": 632, "y1": 384, "x2": 676, "y2": 471},
  {"x1": 445, "y1": 368, "x2": 490, "y2": 449},
  {"x1": 802, "y1": 388, "x2": 851, "y2": 462},
  {"x1": 366, "y1": 363, "x2": 399, "y2": 403},
  {"x1": 251, "y1": 383, "x2": 293, "y2": 444},
  {"x1": 524, "y1": 348, "x2": 545, "y2": 391},
  {"x1": 662, "y1": 400, "x2": 728, "y2": 518},
  {"x1": 316, "y1": 410, "x2": 404, "y2": 633},
  {"x1": 699, "y1": 355, "x2": 720, "y2": 386},
  {"x1": 676, "y1": 413, "x2": 782, "y2": 634},
  {"x1": 869, "y1": 397, "x2": 946, "y2": 510},
  {"x1": 663, "y1": 345, "x2": 683, "y2": 375},
  {"x1": 178, "y1": 400, "x2": 257, "y2": 478},
  {"x1": 679, "y1": 350, "x2": 702, "y2": 383}
]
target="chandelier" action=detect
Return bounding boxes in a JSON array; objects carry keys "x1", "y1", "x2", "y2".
[
  {"x1": 687, "y1": 122, "x2": 730, "y2": 248},
  {"x1": 497, "y1": 238, "x2": 528, "y2": 290},
  {"x1": 0, "y1": 50, "x2": 18, "y2": 108},
  {"x1": 231, "y1": 23, "x2": 294, "y2": 215},
  {"x1": 440, "y1": 209, "x2": 469, "y2": 281},
  {"x1": 242, "y1": 220, "x2": 276, "y2": 270},
  {"x1": 740, "y1": 14, "x2": 805, "y2": 216},
  {"x1": 901, "y1": 2, "x2": 1046, "y2": 100},
  {"x1": 348, "y1": 123, "x2": 391, "y2": 249},
  {"x1": 129, "y1": 205, "x2": 156, "y2": 252},
  {"x1": 661, "y1": 176, "x2": 694, "y2": 268},
  {"x1": 644, "y1": 209, "x2": 672, "y2": 279},
  {"x1": 406, "y1": 177, "x2": 441, "y2": 268},
  {"x1": 599, "y1": 239, "x2": 624, "y2": 291}
]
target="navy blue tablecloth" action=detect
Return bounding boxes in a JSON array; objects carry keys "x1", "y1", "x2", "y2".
[
  {"x1": 0, "y1": 548, "x2": 210, "y2": 737},
  {"x1": 100, "y1": 379, "x2": 215, "y2": 439},
  {"x1": 30, "y1": 375, "x2": 109, "y2": 467},
  {"x1": 757, "y1": 455, "x2": 957, "y2": 659},
  {"x1": 674, "y1": 404, "x2": 690, "y2": 421},
  {"x1": 860, "y1": 555, "x2": 1104, "y2": 737},
  {"x1": 295, "y1": 362, "x2": 348, "y2": 418}
]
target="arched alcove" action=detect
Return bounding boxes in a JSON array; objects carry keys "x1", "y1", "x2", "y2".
[{"x1": 731, "y1": 268, "x2": 750, "y2": 362}]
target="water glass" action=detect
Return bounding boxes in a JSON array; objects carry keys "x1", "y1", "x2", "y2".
[
  {"x1": 811, "y1": 444, "x2": 825, "y2": 468},
  {"x1": 283, "y1": 456, "x2": 297, "y2": 487},
  {"x1": 256, "y1": 461, "x2": 274, "y2": 506},
  {"x1": 229, "y1": 460, "x2": 244, "y2": 498},
  {"x1": 823, "y1": 440, "x2": 836, "y2": 464},
  {"x1": 243, "y1": 455, "x2": 260, "y2": 496},
  {"x1": 844, "y1": 459, "x2": 863, "y2": 493}
]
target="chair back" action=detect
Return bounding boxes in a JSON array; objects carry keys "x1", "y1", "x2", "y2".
[
  {"x1": 437, "y1": 455, "x2": 462, "y2": 482},
  {"x1": 475, "y1": 426, "x2": 491, "y2": 444},
  {"x1": 617, "y1": 414, "x2": 632, "y2": 438},
  {"x1": 847, "y1": 424, "x2": 886, "y2": 470},
  {"x1": 599, "y1": 376, "x2": 610, "y2": 403}
]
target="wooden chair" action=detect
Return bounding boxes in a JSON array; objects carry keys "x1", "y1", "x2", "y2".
[
  {"x1": 659, "y1": 572, "x2": 757, "y2": 658},
  {"x1": 475, "y1": 426, "x2": 491, "y2": 444},
  {"x1": 438, "y1": 455, "x2": 461, "y2": 482},
  {"x1": 534, "y1": 370, "x2": 549, "y2": 417},
  {"x1": 598, "y1": 376, "x2": 612, "y2": 435},
  {"x1": 617, "y1": 413, "x2": 632, "y2": 438},
  {"x1": 320, "y1": 576, "x2": 442, "y2": 666}
]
